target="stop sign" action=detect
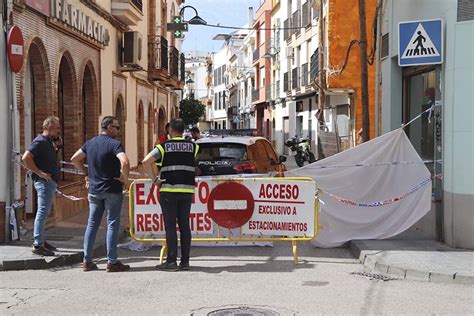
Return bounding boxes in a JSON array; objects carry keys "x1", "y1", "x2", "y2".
[
  {"x1": 207, "y1": 181, "x2": 255, "y2": 229},
  {"x1": 7, "y1": 26, "x2": 24, "y2": 73}
]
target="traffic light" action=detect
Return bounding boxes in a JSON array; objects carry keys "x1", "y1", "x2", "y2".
[{"x1": 167, "y1": 16, "x2": 188, "y2": 38}]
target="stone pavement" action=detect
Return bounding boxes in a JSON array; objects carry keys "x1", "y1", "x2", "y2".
[
  {"x1": 350, "y1": 231, "x2": 474, "y2": 284},
  {"x1": 0, "y1": 197, "x2": 129, "y2": 271}
]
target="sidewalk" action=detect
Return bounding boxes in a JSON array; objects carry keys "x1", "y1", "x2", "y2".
[
  {"x1": 0, "y1": 197, "x2": 129, "y2": 271},
  {"x1": 350, "y1": 229, "x2": 474, "y2": 284}
]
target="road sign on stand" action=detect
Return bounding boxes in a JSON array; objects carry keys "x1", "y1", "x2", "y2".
[
  {"x1": 207, "y1": 181, "x2": 255, "y2": 229},
  {"x1": 399, "y1": 19, "x2": 443, "y2": 66}
]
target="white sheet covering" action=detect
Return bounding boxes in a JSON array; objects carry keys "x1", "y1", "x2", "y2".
[{"x1": 285, "y1": 128, "x2": 432, "y2": 248}]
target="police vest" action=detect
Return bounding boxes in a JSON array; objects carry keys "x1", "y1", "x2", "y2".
[{"x1": 156, "y1": 137, "x2": 199, "y2": 194}]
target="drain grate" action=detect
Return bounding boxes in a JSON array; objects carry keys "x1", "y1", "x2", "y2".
[
  {"x1": 207, "y1": 307, "x2": 279, "y2": 316},
  {"x1": 351, "y1": 271, "x2": 398, "y2": 281}
]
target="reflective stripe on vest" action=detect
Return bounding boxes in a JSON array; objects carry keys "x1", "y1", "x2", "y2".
[
  {"x1": 160, "y1": 165, "x2": 195, "y2": 172},
  {"x1": 160, "y1": 183, "x2": 195, "y2": 193},
  {"x1": 155, "y1": 144, "x2": 165, "y2": 167}
]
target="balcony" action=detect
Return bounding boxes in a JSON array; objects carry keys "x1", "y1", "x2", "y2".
[
  {"x1": 301, "y1": 63, "x2": 309, "y2": 86},
  {"x1": 148, "y1": 36, "x2": 168, "y2": 82},
  {"x1": 252, "y1": 89, "x2": 259, "y2": 102},
  {"x1": 265, "y1": 85, "x2": 272, "y2": 101},
  {"x1": 111, "y1": 0, "x2": 143, "y2": 26},
  {"x1": 166, "y1": 47, "x2": 184, "y2": 89},
  {"x1": 292, "y1": 67, "x2": 299, "y2": 90},
  {"x1": 253, "y1": 48, "x2": 260, "y2": 62}
]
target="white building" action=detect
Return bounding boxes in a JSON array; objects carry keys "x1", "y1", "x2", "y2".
[
  {"x1": 271, "y1": 0, "x2": 320, "y2": 155},
  {"x1": 380, "y1": 0, "x2": 474, "y2": 248}
]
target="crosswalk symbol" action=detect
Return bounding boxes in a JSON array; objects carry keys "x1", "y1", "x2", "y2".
[
  {"x1": 402, "y1": 24, "x2": 440, "y2": 58},
  {"x1": 398, "y1": 19, "x2": 443, "y2": 66}
]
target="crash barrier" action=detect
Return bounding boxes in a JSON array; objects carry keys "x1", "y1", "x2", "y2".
[{"x1": 129, "y1": 177, "x2": 318, "y2": 265}]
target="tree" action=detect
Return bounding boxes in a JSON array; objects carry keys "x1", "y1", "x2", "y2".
[{"x1": 179, "y1": 98, "x2": 205, "y2": 126}]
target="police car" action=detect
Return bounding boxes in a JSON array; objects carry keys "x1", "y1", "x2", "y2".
[{"x1": 195, "y1": 129, "x2": 287, "y2": 177}]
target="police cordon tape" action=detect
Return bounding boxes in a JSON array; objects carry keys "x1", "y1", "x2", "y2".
[
  {"x1": 317, "y1": 177, "x2": 431, "y2": 207},
  {"x1": 13, "y1": 151, "x2": 438, "y2": 207}
]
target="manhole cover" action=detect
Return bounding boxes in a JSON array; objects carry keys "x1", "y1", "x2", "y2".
[{"x1": 207, "y1": 307, "x2": 279, "y2": 316}]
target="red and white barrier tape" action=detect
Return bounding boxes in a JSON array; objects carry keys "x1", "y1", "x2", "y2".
[{"x1": 316, "y1": 177, "x2": 431, "y2": 207}]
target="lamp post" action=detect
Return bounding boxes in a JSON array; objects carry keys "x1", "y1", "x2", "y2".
[
  {"x1": 262, "y1": 46, "x2": 279, "y2": 59},
  {"x1": 179, "y1": 5, "x2": 207, "y2": 25}
]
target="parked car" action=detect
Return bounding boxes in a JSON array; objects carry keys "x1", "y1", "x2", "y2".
[{"x1": 195, "y1": 135, "x2": 287, "y2": 176}]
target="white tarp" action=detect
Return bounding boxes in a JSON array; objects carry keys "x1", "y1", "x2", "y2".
[{"x1": 285, "y1": 128, "x2": 432, "y2": 248}]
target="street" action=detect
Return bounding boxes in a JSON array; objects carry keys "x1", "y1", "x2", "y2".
[{"x1": 1, "y1": 242, "x2": 472, "y2": 314}]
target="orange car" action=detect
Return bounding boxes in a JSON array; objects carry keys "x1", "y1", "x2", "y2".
[{"x1": 196, "y1": 135, "x2": 287, "y2": 177}]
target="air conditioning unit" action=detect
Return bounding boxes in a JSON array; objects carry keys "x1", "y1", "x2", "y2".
[{"x1": 123, "y1": 31, "x2": 142, "y2": 67}]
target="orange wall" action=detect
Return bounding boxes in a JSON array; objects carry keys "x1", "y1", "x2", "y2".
[{"x1": 327, "y1": 0, "x2": 377, "y2": 139}]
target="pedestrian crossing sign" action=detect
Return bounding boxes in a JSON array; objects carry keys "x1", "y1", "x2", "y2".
[{"x1": 398, "y1": 19, "x2": 443, "y2": 66}]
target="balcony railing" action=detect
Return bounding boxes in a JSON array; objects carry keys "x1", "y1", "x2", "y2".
[
  {"x1": 111, "y1": 0, "x2": 143, "y2": 25},
  {"x1": 252, "y1": 89, "x2": 259, "y2": 102},
  {"x1": 169, "y1": 46, "x2": 179, "y2": 79},
  {"x1": 180, "y1": 53, "x2": 185, "y2": 81},
  {"x1": 292, "y1": 67, "x2": 299, "y2": 90},
  {"x1": 283, "y1": 18, "x2": 291, "y2": 41},
  {"x1": 301, "y1": 63, "x2": 309, "y2": 86},
  {"x1": 283, "y1": 72, "x2": 289, "y2": 92},
  {"x1": 131, "y1": 0, "x2": 143, "y2": 11},
  {"x1": 253, "y1": 48, "x2": 260, "y2": 61},
  {"x1": 265, "y1": 85, "x2": 272, "y2": 101},
  {"x1": 148, "y1": 35, "x2": 168, "y2": 73}
]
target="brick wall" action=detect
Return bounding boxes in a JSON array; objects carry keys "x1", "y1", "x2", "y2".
[{"x1": 13, "y1": 6, "x2": 101, "y2": 220}]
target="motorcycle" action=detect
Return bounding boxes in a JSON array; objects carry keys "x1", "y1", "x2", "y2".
[{"x1": 284, "y1": 136, "x2": 316, "y2": 167}]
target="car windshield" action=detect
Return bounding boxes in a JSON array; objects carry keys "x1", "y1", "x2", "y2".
[{"x1": 197, "y1": 143, "x2": 247, "y2": 161}]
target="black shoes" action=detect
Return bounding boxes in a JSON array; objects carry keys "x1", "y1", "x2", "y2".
[
  {"x1": 44, "y1": 241, "x2": 57, "y2": 251},
  {"x1": 31, "y1": 245, "x2": 55, "y2": 256},
  {"x1": 155, "y1": 261, "x2": 189, "y2": 271},
  {"x1": 179, "y1": 262, "x2": 190, "y2": 271},
  {"x1": 155, "y1": 261, "x2": 179, "y2": 271}
]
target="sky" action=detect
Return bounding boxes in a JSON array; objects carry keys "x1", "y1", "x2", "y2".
[{"x1": 180, "y1": 0, "x2": 262, "y2": 53}]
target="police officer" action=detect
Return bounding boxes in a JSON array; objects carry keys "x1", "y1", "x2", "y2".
[{"x1": 142, "y1": 118, "x2": 199, "y2": 271}]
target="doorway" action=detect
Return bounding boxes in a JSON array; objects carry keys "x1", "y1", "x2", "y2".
[{"x1": 403, "y1": 65, "x2": 442, "y2": 240}]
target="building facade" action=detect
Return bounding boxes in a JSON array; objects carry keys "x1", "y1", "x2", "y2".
[
  {"x1": 2, "y1": 0, "x2": 186, "y2": 241},
  {"x1": 380, "y1": 0, "x2": 474, "y2": 248}
]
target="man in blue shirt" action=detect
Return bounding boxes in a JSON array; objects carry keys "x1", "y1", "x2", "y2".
[
  {"x1": 71, "y1": 116, "x2": 130, "y2": 272},
  {"x1": 22, "y1": 116, "x2": 62, "y2": 256}
]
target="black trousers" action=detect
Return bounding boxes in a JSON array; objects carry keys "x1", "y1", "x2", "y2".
[{"x1": 159, "y1": 192, "x2": 192, "y2": 263}]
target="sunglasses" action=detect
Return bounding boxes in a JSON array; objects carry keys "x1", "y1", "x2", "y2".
[{"x1": 110, "y1": 125, "x2": 120, "y2": 130}]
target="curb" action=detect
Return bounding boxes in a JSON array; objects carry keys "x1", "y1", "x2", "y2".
[
  {"x1": 1, "y1": 229, "x2": 128, "y2": 271},
  {"x1": 349, "y1": 240, "x2": 474, "y2": 284}
]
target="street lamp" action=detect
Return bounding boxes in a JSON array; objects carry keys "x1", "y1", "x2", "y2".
[
  {"x1": 179, "y1": 5, "x2": 207, "y2": 25},
  {"x1": 262, "y1": 46, "x2": 279, "y2": 59}
]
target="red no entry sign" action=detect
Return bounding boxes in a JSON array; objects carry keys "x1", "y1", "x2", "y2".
[
  {"x1": 207, "y1": 181, "x2": 255, "y2": 229},
  {"x1": 7, "y1": 26, "x2": 24, "y2": 73}
]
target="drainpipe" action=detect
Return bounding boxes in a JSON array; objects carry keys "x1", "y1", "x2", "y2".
[
  {"x1": 374, "y1": 0, "x2": 382, "y2": 137},
  {"x1": 3, "y1": 10, "x2": 15, "y2": 242}
]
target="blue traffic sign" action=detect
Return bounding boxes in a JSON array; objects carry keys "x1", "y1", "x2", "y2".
[{"x1": 398, "y1": 19, "x2": 443, "y2": 66}]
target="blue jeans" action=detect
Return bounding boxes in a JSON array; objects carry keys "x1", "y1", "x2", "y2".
[
  {"x1": 83, "y1": 192, "x2": 123, "y2": 264},
  {"x1": 33, "y1": 180, "x2": 57, "y2": 246}
]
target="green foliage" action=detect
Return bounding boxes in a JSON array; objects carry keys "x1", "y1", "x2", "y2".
[{"x1": 179, "y1": 98, "x2": 205, "y2": 126}]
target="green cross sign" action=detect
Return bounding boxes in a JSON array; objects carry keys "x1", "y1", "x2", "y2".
[{"x1": 167, "y1": 16, "x2": 188, "y2": 35}]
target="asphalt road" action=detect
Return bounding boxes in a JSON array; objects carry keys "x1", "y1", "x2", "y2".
[{"x1": 1, "y1": 242, "x2": 472, "y2": 314}]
